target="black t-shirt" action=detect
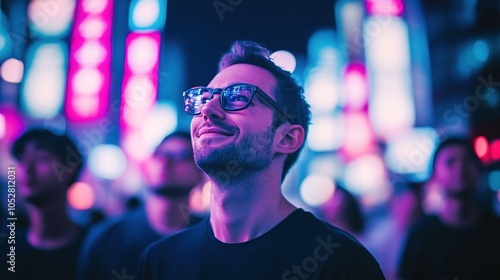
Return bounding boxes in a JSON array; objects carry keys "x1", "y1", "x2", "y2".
[
  {"x1": 77, "y1": 207, "x2": 203, "y2": 280},
  {"x1": 138, "y1": 208, "x2": 385, "y2": 280},
  {"x1": 398, "y1": 213, "x2": 500, "y2": 280},
  {"x1": 0, "y1": 226, "x2": 87, "y2": 280}
]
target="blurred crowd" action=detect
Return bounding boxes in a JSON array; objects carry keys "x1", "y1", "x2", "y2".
[{"x1": 1, "y1": 126, "x2": 499, "y2": 280}]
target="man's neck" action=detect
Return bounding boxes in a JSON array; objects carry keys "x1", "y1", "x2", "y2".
[
  {"x1": 209, "y1": 168, "x2": 296, "y2": 243},
  {"x1": 27, "y1": 197, "x2": 80, "y2": 249},
  {"x1": 145, "y1": 194, "x2": 193, "y2": 235}
]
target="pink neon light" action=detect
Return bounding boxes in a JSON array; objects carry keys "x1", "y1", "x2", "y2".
[
  {"x1": 341, "y1": 112, "x2": 375, "y2": 160},
  {"x1": 67, "y1": 182, "x2": 95, "y2": 210},
  {"x1": 65, "y1": 0, "x2": 114, "y2": 121},
  {"x1": 474, "y1": 135, "x2": 489, "y2": 162},
  {"x1": 344, "y1": 62, "x2": 368, "y2": 111},
  {"x1": 366, "y1": 0, "x2": 404, "y2": 16},
  {"x1": 0, "y1": 106, "x2": 24, "y2": 145},
  {"x1": 120, "y1": 31, "x2": 161, "y2": 130},
  {"x1": 490, "y1": 139, "x2": 500, "y2": 161}
]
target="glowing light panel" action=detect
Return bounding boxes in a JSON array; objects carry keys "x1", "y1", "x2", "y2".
[
  {"x1": 27, "y1": 0, "x2": 76, "y2": 37},
  {"x1": 121, "y1": 31, "x2": 161, "y2": 128},
  {"x1": 300, "y1": 174, "x2": 335, "y2": 207},
  {"x1": 343, "y1": 63, "x2": 368, "y2": 110},
  {"x1": 364, "y1": 16, "x2": 410, "y2": 71},
  {"x1": 0, "y1": 10, "x2": 11, "y2": 60},
  {"x1": 67, "y1": 182, "x2": 95, "y2": 210},
  {"x1": 74, "y1": 41, "x2": 107, "y2": 66},
  {"x1": 82, "y1": 0, "x2": 108, "y2": 14},
  {"x1": 491, "y1": 139, "x2": 500, "y2": 161},
  {"x1": 474, "y1": 136, "x2": 489, "y2": 161},
  {"x1": 384, "y1": 127, "x2": 438, "y2": 180},
  {"x1": 129, "y1": 0, "x2": 167, "y2": 31},
  {"x1": 0, "y1": 113, "x2": 5, "y2": 139},
  {"x1": 271, "y1": 50, "x2": 297, "y2": 73},
  {"x1": 0, "y1": 106, "x2": 24, "y2": 142},
  {"x1": 489, "y1": 171, "x2": 500, "y2": 192},
  {"x1": 472, "y1": 40, "x2": 489, "y2": 63},
  {"x1": 1, "y1": 58, "x2": 24, "y2": 83},
  {"x1": 88, "y1": 145, "x2": 127, "y2": 180},
  {"x1": 307, "y1": 114, "x2": 344, "y2": 151},
  {"x1": 364, "y1": 16, "x2": 415, "y2": 138},
  {"x1": 305, "y1": 70, "x2": 341, "y2": 113},
  {"x1": 140, "y1": 102, "x2": 177, "y2": 156},
  {"x1": 307, "y1": 29, "x2": 339, "y2": 64},
  {"x1": 128, "y1": 35, "x2": 160, "y2": 74},
  {"x1": 66, "y1": 0, "x2": 113, "y2": 121},
  {"x1": 366, "y1": 0, "x2": 404, "y2": 16},
  {"x1": 344, "y1": 154, "x2": 386, "y2": 195},
  {"x1": 341, "y1": 112, "x2": 375, "y2": 159},
  {"x1": 22, "y1": 42, "x2": 67, "y2": 118}
]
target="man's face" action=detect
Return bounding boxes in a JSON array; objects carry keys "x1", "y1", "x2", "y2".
[
  {"x1": 432, "y1": 145, "x2": 480, "y2": 197},
  {"x1": 144, "y1": 137, "x2": 203, "y2": 193},
  {"x1": 190, "y1": 64, "x2": 279, "y2": 179},
  {"x1": 16, "y1": 141, "x2": 72, "y2": 204}
]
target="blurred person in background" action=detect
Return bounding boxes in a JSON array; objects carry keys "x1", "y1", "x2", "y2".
[
  {"x1": 0, "y1": 128, "x2": 85, "y2": 280},
  {"x1": 398, "y1": 137, "x2": 500, "y2": 279},
  {"x1": 77, "y1": 131, "x2": 205, "y2": 280},
  {"x1": 363, "y1": 181, "x2": 424, "y2": 280},
  {"x1": 319, "y1": 184, "x2": 366, "y2": 240}
]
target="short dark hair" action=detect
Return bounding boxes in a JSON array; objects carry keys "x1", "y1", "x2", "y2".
[
  {"x1": 431, "y1": 137, "x2": 482, "y2": 176},
  {"x1": 11, "y1": 128, "x2": 83, "y2": 186},
  {"x1": 218, "y1": 40, "x2": 311, "y2": 180}
]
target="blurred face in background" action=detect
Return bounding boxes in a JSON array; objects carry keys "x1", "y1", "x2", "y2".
[
  {"x1": 16, "y1": 141, "x2": 74, "y2": 205},
  {"x1": 432, "y1": 144, "x2": 480, "y2": 198},
  {"x1": 144, "y1": 137, "x2": 204, "y2": 196}
]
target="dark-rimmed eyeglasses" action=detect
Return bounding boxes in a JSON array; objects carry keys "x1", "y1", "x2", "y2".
[{"x1": 183, "y1": 83, "x2": 292, "y2": 123}]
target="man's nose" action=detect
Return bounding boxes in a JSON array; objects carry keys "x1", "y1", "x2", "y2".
[{"x1": 200, "y1": 94, "x2": 225, "y2": 121}]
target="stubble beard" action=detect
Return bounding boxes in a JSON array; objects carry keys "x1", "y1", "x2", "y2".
[{"x1": 194, "y1": 127, "x2": 274, "y2": 185}]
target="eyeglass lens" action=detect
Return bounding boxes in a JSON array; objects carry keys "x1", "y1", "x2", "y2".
[{"x1": 185, "y1": 84, "x2": 255, "y2": 114}]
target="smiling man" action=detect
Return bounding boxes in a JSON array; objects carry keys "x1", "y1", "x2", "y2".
[{"x1": 138, "y1": 40, "x2": 385, "y2": 280}]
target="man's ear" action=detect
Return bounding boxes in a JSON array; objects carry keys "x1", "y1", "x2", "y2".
[{"x1": 275, "y1": 124, "x2": 305, "y2": 154}]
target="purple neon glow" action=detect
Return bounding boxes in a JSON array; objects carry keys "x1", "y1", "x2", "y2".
[
  {"x1": 65, "y1": 0, "x2": 113, "y2": 121},
  {"x1": 0, "y1": 106, "x2": 24, "y2": 143},
  {"x1": 365, "y1": 0, "x2": 404, "y2": 16}
]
